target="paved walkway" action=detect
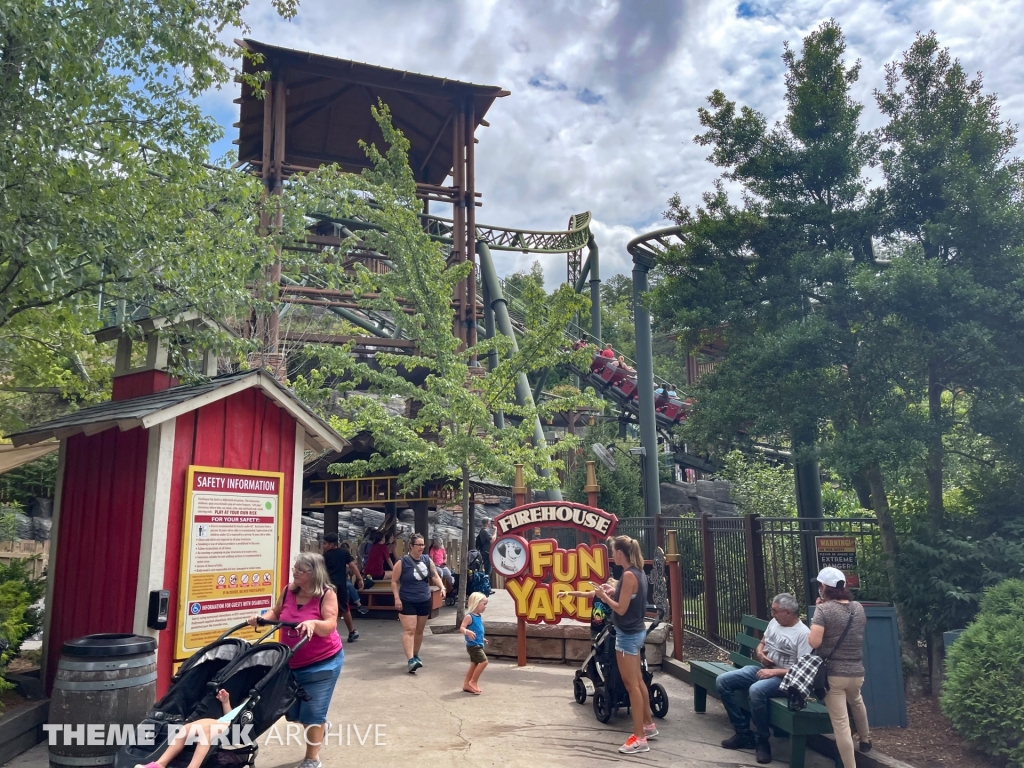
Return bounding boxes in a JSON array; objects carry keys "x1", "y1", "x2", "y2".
[{"x1": 11, "y1": 607, "x2": 836, "y2": 768}]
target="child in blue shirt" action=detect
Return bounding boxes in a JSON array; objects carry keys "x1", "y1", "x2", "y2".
[
  {"x1": 459, "y1": 592, "x2": 488, "y2": 694},
  {"x1": 558, "y1": 578, "x2": 618, "y2": 638}
]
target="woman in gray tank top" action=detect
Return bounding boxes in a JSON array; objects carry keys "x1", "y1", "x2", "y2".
[{"x1": 598, "y1": 536, "x2": 655, "y2": 754}]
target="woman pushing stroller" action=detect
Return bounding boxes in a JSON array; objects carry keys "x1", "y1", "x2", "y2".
[{"x1": 248, "y1": 553, "x2": 343, "y2": 768}]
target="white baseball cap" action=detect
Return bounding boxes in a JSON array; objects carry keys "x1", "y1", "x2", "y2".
[{"x1": 816, "y1": 567, "x2": 847, "y2": 588}]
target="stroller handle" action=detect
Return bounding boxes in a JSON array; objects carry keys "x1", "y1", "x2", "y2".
[{"x1": 256, "y1": 618, "x2": 300, "y2": 628}]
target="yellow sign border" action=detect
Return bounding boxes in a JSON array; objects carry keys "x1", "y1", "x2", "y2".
[{"x1": 175, "y1": 464, "x2": 286, "y2": 660}]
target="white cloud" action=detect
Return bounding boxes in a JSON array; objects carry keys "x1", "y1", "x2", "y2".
[{"x1": 211, "y1": 0, "x2": 1024, "y2": 282}]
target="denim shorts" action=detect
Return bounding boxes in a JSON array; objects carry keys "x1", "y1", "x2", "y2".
[
  {"x1": 614, "y1": 628, "x2": 647, "y2": 656},
  {"x1": 287, "y1": 650, "x2": 343, "y2": 725}
]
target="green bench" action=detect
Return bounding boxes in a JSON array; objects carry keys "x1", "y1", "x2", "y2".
[{"x1": 690, "y1": 615, "x2": 839, "y2": 768}]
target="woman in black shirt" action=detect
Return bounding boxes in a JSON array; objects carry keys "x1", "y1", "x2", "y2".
[{"x1": 599, "y1": 536, "x2": 654, "y2": 754}]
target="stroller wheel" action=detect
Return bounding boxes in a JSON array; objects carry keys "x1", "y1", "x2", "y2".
[
  {"x1": 649, "y1": 682, "x2": 669, "y2": 719},
  {"x1": 573, "y1": 677, "x2": 588, "y2": 704},
  {"x1": 593, "y1": 686, "x2": 613, "y2": 723}
]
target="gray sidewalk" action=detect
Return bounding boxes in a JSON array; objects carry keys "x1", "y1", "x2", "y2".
[{"x1": 13, "y1": 607, "x2": 835, "y2": 768}]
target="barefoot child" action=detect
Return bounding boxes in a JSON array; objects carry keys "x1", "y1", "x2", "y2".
[
  {"x1": 136, "y1": 689, "x2": 243, "y2": 768},
  {"x1": 460, "y1": 592, "x2": 488, "y2": 694}
]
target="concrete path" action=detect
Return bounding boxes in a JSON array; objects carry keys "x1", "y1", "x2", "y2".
[{"x1": 12, "y1": 606, "x2": 835, "y2": 768}]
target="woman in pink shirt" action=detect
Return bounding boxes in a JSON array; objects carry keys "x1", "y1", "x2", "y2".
[
  {"x1": 429, "y1": 538, "x2": 453, "y2": 588},
  {"x1": 249, "y1": 553, "x2": 341, "y2": 768}
]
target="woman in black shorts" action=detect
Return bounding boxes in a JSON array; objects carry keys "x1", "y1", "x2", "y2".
[{"x1": 391, "y1": 534, "x2": 446, "y2": 673}]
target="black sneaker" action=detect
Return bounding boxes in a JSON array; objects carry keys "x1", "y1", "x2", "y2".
[
  {"x1": 408, "y1": 658, "x2": 422, "y2": 674},
  {"x1": 347, "y1": 630, "x2": 359, "y2": 642},
  {"x1": 721, "y1": 730, "x2": 756, "y2": 750},
  {"x1": 860, "y1": 741, "x2": 873, "y2": 753},
  {"x1": 755, "y1": 740, "x2": 772, "y2": 764}
]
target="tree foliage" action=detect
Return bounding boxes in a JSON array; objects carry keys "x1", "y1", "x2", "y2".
[
  {"x1": 289, "y1": 106, "x2": 599, "y2": 619},
  {"x1": 941, "y1": 579, "x2": 1024, "y2": 766},
  {"x1": 0, "y1": 0, "x2": 297, "y2": 433},
  {"x1": 651, "y1": 21, "x2": 1024, "y2": 680}
]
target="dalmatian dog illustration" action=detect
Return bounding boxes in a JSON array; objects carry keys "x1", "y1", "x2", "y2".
[{"x1": 494, "y1": 538, "x2": 527, "y2": 576}]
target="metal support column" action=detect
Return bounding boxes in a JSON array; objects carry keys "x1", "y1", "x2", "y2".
[
  {"x1": 629, "y1": 246, "x2": 662, "y2": 518},
  {"x1": 477, "y1": 241, "x2": 562, "y2": 501},
  {"x1": 588, "y1": 237, "x2": 601, "y2": 345}
]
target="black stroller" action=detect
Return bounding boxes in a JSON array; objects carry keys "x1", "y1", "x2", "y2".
[
  {"x1": 572, "y1": 615, "x2": 669, "y2": 724},
  {"x1": 115, "y1": 619, "x2": 308, "y2": 768},
  {"x1": 444, "y1": 550, "x2": 491, "y2": 607}
]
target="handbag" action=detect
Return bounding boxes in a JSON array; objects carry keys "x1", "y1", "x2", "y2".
[
  {"x1": 811, "y1": 605, "x2": 855, "y2": 700},
  {"x1": 780, "y1": 604, "x2": 855, "y2": 711}
]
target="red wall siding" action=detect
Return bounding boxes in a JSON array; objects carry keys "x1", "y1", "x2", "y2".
[
  {"x1": 46, "y1": 428, "x2": 150, "y2": 692},
  {"x1": 158, "y1": 389, "x2": 296, "y2": 693}
]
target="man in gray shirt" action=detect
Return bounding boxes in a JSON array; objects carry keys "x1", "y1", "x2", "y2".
[{"x1": 716, "y1": 593, "x2": 812, "y2": 764}]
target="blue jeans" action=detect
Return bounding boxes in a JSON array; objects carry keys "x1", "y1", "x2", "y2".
[{"x1": 715, "y1": 665, "x2": 782, "y2": 741}]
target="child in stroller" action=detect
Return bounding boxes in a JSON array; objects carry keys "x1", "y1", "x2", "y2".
[
  {"x1": 135, "y1": 689, "x2": 242, "y2": 768},
  {"x1": 115, "y1": 620, "x2": 307, "y2": 768}
]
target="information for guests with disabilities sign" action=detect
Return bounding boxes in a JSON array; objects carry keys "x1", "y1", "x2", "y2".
[
  {"x1": 815, "y1": 536, "x2": 860, "y2": 589},
  {"x1": 175, "y1": 466, "x2": 284, "y2": 657},
  {"x1": 491, "y1": 502, "x2": 618, "y2": 624}
]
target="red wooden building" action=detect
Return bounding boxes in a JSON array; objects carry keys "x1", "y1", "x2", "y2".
[{"x1": 10, "y1": 324, "x2": 345, "y2": 695}]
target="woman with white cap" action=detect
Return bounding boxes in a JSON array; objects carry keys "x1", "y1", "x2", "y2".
[{"x1": 807, "y1": 566, "x2": 871, "y2": 768}]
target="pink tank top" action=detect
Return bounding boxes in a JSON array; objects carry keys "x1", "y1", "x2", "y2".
[{"x1": 279, "y1": 589, "x2": 342, "y2": 669}]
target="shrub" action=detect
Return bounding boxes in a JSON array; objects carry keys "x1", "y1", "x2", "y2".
[{"x1": 940, "y1": 579, "x2": 1024, "y2": 766}]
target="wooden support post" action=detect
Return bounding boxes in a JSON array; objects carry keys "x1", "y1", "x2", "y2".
[
  {"x1": 465, "y1": 100, "x2": 477, "y2": 355},
  {"x1": 701, "y1": 513, "x2": 719, "y2": 640},
  {"x1": 744, "y1": 513, "x2": 768, "y2": 619},
  {"x1": 451, "y1": 104, "x2": 466, "y2": 344},
  {"x1": 513, "y1": 464, "x2": 527, "y2": 507},
  {"x1": 584, "y1": 460, "x2": 600, "y2": 546},
  {"x1": 413, "y1": 500, "x2": 429, "y2": 539},
  {"x1": 513, "y1": 463, "x2": 527, "y2": 666},
  {"x1": 267, "y1": 78, "x2": 287, "y2": 358},
  {"x1": 324, "y1": 507, "x2": 339, "y2": 540},
  {"x1": 666, "y1": 529, "x2": 684, "y2": 661}
]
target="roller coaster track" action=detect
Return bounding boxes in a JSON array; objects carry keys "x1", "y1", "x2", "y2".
[{"x1": 296, "y1": 210, "x2": 679, "y2": 431}]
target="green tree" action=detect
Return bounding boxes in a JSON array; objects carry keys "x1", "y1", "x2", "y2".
[
  {"x1": 875, "y1": 32, "x2": 1024, "y2": 534},
  {"x1": 291, "y1": 105, "x2": 598, "y2": 622},
  {"x1": 0, "y1": 0, "x2": 298, "y2": 433}
]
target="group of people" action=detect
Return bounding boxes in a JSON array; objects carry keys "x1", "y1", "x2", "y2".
[
  {"x1": 716, "y1": 566, "x2": 871, "y2": 767},
  {"x1": 148, "y1": 527, "x2": 870, "y2": 768}
]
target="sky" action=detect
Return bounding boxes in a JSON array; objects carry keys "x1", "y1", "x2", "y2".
[{"x1": 203, "y1": 0, "x2": 1024, "y2": 287}]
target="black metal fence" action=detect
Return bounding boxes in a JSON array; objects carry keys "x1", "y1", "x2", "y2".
[{"x1": 616, "y1": 514, "x2": 880, "y2": 651}]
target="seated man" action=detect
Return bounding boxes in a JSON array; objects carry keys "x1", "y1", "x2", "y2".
[
  {"x1": 599, "y1": 343, "x2": 616, "y2": 359},
  {"x1": 716, "y1": 593, "x2": 811, "y2": 765}
]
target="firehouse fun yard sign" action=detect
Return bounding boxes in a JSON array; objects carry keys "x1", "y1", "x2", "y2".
[{"x1": 490, "y1": 502, "x2": 618, "y2": 624}]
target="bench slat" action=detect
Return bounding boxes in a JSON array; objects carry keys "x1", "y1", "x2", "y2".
[
  {"x1": 742, "y1": 614, "x2": 769, "y2": 632},
  {"x1": 735, "y1": 633, "x2": 760, "y2": 651}
]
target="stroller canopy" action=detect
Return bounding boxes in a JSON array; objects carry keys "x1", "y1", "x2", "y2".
[
  {"x1": 191, "y1": 642, "x2": 299, "y2": 736},
  {"x1": 156, "y1": 638, "x2": 249, "y2": 719}
]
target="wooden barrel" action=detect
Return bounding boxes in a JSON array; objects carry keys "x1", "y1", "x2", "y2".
[{"x1": 49, "y1": 634, "x2": 157, "y2": 768}]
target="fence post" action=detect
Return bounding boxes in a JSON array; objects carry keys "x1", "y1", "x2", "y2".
[
  {"x1": 743, "y1": 513, "x2": 768, "y2": 620},
  {"x1": 655, "y1": 512, "x2": 664, "y2": 552},
  {"x1": 701, "y1": 514, "x2": 718, "y2": 640},
  {"x1": 666, "y1": 528, "x2": 684, "y2": 661}
]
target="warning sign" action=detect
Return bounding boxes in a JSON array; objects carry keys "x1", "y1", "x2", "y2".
[
  {"x1": 175, "y1": 466, "x2": 284, "y2": 658},
  {"x1": 815, "y1": 536, "x2": 860, "y2": 589}
]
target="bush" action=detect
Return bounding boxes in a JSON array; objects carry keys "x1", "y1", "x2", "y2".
[{"x1": 940, "y1": 579, "x2": 1024, "y2": 766}]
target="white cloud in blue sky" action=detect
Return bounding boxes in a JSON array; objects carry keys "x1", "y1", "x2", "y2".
[{"x1": 203, "y1": 0, "x2": 1024, "y2": 285}]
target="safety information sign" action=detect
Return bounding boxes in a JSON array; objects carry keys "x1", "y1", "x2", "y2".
[{"x1": 175, "y1": 466, "x2": 284, "y2": 657}]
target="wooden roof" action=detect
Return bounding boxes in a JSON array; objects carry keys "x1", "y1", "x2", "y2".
[
  {"x1": 8, "y1": 370, "x2": 347, "y2": 452},
  {"x1": 235, "y1": 39, "x2": 509, "y2": 185}
]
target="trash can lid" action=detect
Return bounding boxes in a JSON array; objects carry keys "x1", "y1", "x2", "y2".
[{"x1": 61, "y1": 633, "x2": 156, "y2": 658}]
